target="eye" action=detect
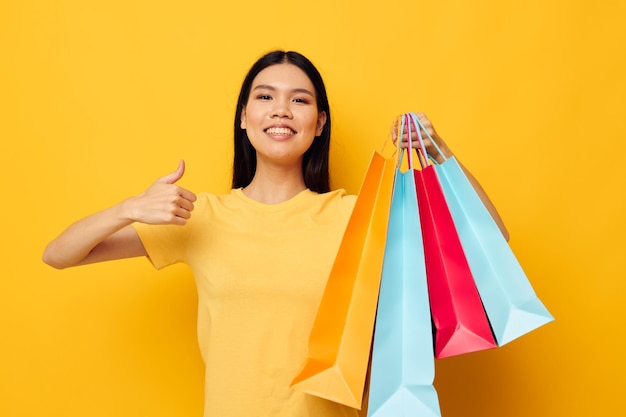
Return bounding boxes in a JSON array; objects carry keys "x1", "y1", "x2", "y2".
[
  {"x1": 257, "y1": 94, "x2": 272, "y2": 100},
  {"x1": 293, "y1": 97, "x2": 310, "y2": 104}
]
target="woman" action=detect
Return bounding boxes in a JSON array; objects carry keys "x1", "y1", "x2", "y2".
[{"x1": 43, "y1": 50, "x2": 507, "y2": 416}]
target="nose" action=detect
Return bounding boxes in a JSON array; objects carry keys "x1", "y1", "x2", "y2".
[{"x1": 271, "y1": 99, "x2": 293, "y2": 119}]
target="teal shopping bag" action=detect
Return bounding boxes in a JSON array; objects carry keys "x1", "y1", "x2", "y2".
[
  {"x1": 367, "y1": 121, "x2": 441, "y2": 417},
  {"x1": 407, "y1": 113, "x2": 554, "y2": 346}
]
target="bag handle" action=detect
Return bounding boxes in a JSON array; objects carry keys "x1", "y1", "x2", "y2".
[
  {"x1": 406, "y1": 112, "x2": 447, "y2": 166},
  {"x1": 401, "y1": 113, "x2": 430, "y2": 169},
  {"x1": 397, "y1": 113, "x2": 428, "y2": 171},
  {"x1": 397, "y1": 114, "x2": 411, "y2": 169}
]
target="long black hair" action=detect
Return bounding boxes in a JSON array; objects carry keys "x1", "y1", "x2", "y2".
[{"x1": 232, "y1": 50, "x2": 331, "y2": 193}]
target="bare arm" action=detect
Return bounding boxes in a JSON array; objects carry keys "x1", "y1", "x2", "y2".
[
  {"x1": 396, "y1": 113, "x2": 510, "y2": 241},
  {"x1": 42, "y1": 161, "x2": 197, "y2": 269}
]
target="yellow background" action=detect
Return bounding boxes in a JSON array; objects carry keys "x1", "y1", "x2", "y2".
[{"x1": 1, "y1": 0, "x2": 624, "y2": 416}]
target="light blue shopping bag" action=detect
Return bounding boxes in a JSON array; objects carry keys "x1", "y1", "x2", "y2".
[{"x1": 367, "y1": 120, "x2": 441, "y2": 417}]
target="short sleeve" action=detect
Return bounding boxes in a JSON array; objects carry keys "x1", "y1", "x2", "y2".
[{"x1": 132, "y1": 221, "x2": 192, "y2": 270}]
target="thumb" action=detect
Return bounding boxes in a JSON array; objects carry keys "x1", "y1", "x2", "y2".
[{"x1": 156, "y1": 160, "x2": 185, "y2": 184}]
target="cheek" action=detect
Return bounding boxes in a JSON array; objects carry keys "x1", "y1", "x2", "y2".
[
  {"x1": 302, "y1": 112, "x2": 321, "y2": 130},
  {"x1": 242, "y1": 105, "x2": 263, "y2": 127}
]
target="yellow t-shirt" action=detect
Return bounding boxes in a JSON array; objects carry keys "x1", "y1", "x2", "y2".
[{"x1": 133, "y1": 188, "x2": 358, "y2": 417}]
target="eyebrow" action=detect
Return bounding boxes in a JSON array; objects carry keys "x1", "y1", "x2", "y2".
[{"x1": 252, "y1": 84, "x2": 315, "y2": 97}]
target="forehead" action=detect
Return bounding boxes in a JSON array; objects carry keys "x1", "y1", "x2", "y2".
[{"x1": 251, "y1": 63, "x2": 315, "y2": 93}]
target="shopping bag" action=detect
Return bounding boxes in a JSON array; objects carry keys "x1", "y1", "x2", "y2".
[
  {"x1": 367, "y1": 135, "x2": 441, "y2": 417},
  {"x1": 406, "y1": 113, "x2": 497, "y2": 359},
  {"x1": 291, "y1": 151, "x2": 396, "y2": 409},
  {"x1": 408, "y1": 113, "x2": 554, "y2": 345}
]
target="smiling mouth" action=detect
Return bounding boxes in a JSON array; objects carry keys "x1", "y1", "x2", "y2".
[{"x1": 265, "y1": 127, "x2": 296, "y2": 135}]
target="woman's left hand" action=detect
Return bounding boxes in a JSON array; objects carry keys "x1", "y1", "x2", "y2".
[
  {"x1": 393, "y1": 112, "x2": 452, "y2": 163},
  {"x1": 392, "y1": 112, "x2": 510, "y2": 240}
]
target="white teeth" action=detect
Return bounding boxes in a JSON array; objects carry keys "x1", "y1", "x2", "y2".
[{"x1": 266, "y1": 127, "x2": 294, "y2": 135}]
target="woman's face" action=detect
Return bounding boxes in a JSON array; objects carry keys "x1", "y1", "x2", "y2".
[{"x1": 240, "y1": 63, "x2": 327, "y2": 167}]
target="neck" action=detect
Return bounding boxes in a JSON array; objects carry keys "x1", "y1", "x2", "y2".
[{"x1": 242, "y1": 162, "x2": 307, "y2": 205}]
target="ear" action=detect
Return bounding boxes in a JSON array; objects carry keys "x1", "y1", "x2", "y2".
[
  {"x1": 315, "y1": 111, "x2": 327, "y2": 136},
  {"x1": 240, "y1": 107, "x2": 247, "y2": 129}
]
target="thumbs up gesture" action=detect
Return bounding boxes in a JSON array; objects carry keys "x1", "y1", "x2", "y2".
[{"x1": 126, "y1": 160, "x2": 197, "y2": 225}]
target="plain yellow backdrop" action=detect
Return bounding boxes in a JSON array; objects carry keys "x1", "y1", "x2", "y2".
[{"x1": 1, "y1": 0, "x2": 624, "y2": 416}]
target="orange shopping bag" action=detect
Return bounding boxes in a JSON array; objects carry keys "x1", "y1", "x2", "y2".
[{"x1": 291, "y1": 151, "x2": 396, "y2": 409}]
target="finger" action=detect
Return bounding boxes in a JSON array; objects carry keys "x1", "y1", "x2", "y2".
[
  {"x1": 408, "y1": 125, "x2": 435, "y2": 141},
  {"x1": 397, "y1": 139, "x2": 426, "y2": 150},
  {"x1": 400, "y1": 130, "x2": 427, "y2": 143},
  {"x1": 163, "y1": 204, "x2": 192, "y2": 224},
  {"x1": 173, "y1": 206, "x2": 193, "y2": 220},
  {"x1": 178, "y1": 188, "x2": 197, "y2": 203},
  {"x1": 176, "y1": 196, "x2": 195, "y2": 212},
  {"x1": 416, "y1": 113, "x2": 436, "y2": 133},
  {"x1": 393, "y1": 114, "x2": 431, "y2": 143},
  {"x1": 167, "y1": 214, "x2": 188, "y2": 226},
  {"x1": 157, "y1": 160, "x2": 185, "y2": 184}
]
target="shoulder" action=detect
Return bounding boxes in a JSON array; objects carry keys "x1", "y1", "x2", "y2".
[
  {"x1": 192, "y1": 189, "x2": 269, "y2": 218},
  {"x1": 304, "y1": 189, "x2": 356, "y2": 219},
  {"x1": 193, "y1": 190, "x2": 239, "y2": 208},
  {"x1": 315, "y1": 189, "x2": 356, "y2": 207},
  {"x1": 183, "y1": 191, "x2": 235, "y2": 224}
]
